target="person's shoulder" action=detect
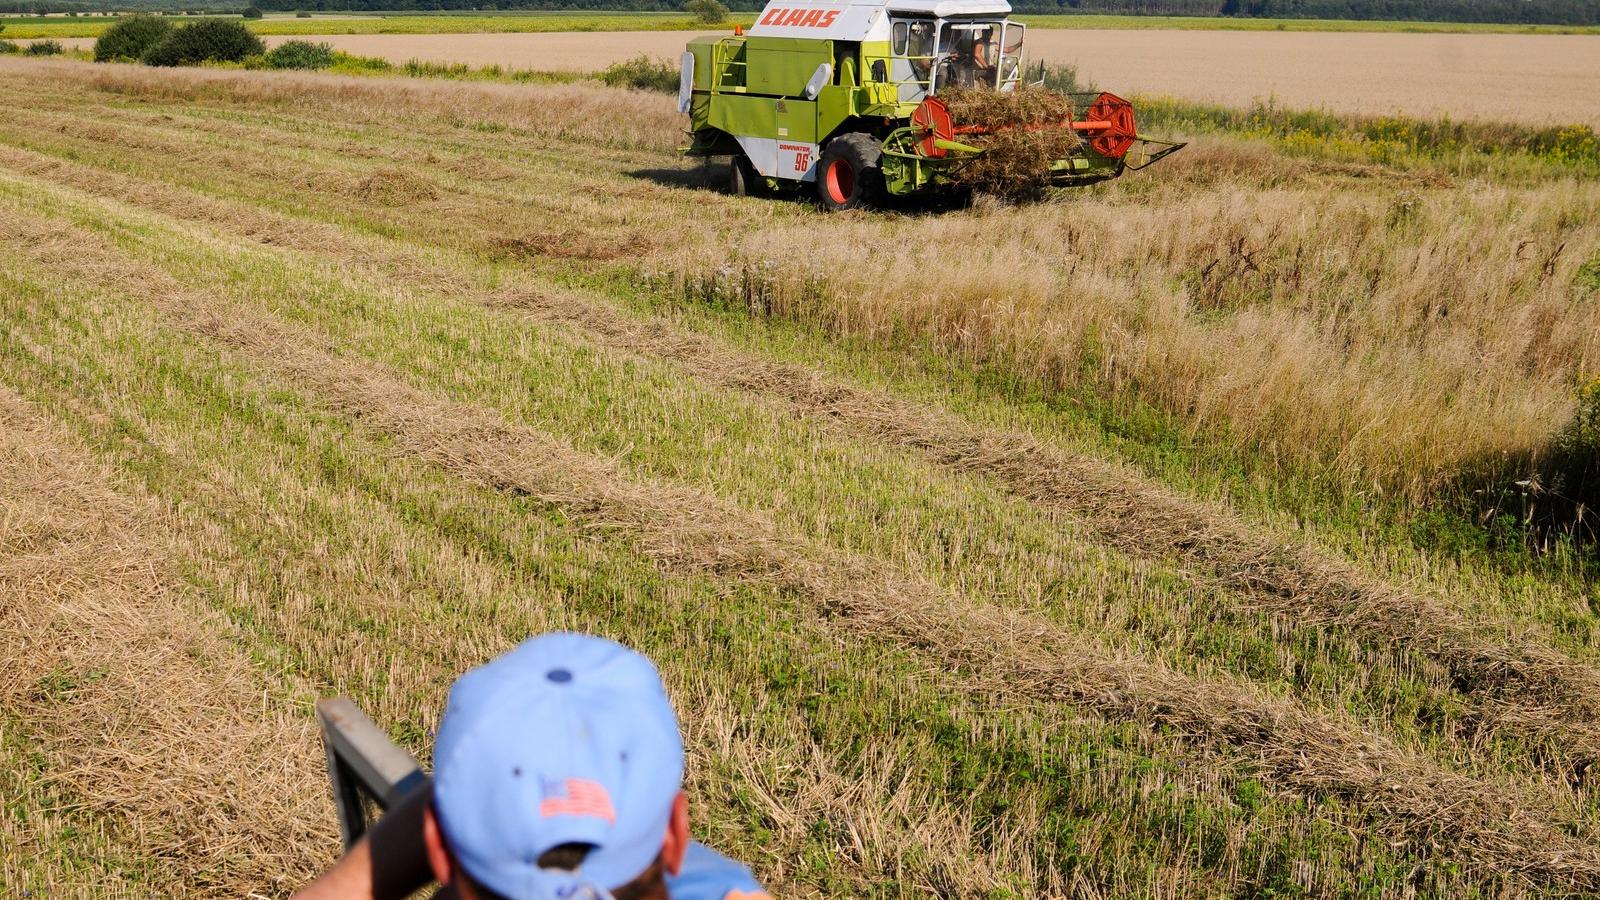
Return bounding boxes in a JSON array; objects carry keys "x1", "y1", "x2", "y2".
[{"x1": 667, "y1": 841, "x2": 771, "y2": 900}]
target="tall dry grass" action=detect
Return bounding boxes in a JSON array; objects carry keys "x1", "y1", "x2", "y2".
[
  {"x1": 4, "y1": 56, "x2": 682, "y2": 153},
  {"x1": 685, "y1": 150, "x2": 1600, "y2": 502},
  {"x1": 15, "y1": 57, "x2": 1599, "y2": 505}
]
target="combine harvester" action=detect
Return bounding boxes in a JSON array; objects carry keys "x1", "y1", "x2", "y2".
[{"x1": 679, "y1": 0, "x2": 1183, "y2": 209}]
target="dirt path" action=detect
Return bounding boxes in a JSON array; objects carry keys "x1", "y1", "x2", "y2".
[{"x1": 58, "y1": 28, "x2": 1600, "y2": 126}]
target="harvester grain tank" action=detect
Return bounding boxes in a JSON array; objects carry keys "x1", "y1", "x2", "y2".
[{"x1": 679, "y1": 0, "x2": 1183, "y2": 209}]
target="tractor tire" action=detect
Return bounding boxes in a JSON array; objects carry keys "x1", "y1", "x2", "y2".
[
  {"x1": 816, "y1": 133, "x2": 885, "y2": 211},
  {"x1": 728, "y1": 153, "x2": 764, "y2": 197}
]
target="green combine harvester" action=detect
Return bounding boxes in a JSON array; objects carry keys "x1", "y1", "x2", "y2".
[{"x1": 679, "y1": 0, "x2": 1183, "y2": 209}]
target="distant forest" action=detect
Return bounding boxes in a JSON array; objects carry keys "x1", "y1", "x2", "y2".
[{"x1": 4, "y1": 0, "x2": 1597, "y2": 25}]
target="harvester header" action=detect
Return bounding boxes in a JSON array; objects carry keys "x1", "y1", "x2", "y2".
[{"x1": 680, "y1": 0, "x2": 1183, "y2": 208}]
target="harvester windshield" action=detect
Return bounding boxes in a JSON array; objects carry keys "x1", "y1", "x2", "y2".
[
  {"x1": 888, "y1": 17, "x2": 1024, "y2": 103},
  {"x1": 934, "y1": 21, "x2": 1024, "y2": 93}
]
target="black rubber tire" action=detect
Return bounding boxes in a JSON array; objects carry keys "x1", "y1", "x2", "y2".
[
  {"x1": 816, "y1": 133, "x2": 886, "y2": 211},
  {"x1": 728, "y1": 153, "x2": 764, "y2": 197}
]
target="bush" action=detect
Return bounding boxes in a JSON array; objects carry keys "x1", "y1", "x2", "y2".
[
  {"x1": 683, "y1": 0, "x2": 729, "y2": 23},
  {"x1": 0, "y1": 40, "x2": 17, "y2": 55},
  {"x1": 328, "y1": 50, "x2": 392, "y2": 74},
  {"x1": 295, "y1": 10, "x2": 312, "y2": 16},
  {"x1": 93, "y1": 13, "x2": 173, "y2": 62},
  {"x1": 24, "y1": 39, "x2": 63, "y2": 56},
  {"x1": 598, "y1": 54, "x2": 678, "y2": 93},
  {"x1": 242, "y1": 6, "x2": 263, "y2": 18},
  {"x1": 1022, "y1": 61, "x2": 1099, "y2": 95},
  {"x1": 265, "y1": 38, "x2": 333, "y2": 69},
  {"x1": 1552, "y1": 379, "x2": 1600, "y2": 507},
  {"x1": 142, "y1": 19, "x2": 264, "y2": 67}
]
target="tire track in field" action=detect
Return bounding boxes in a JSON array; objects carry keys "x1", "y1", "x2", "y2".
[
  {"x1": 4, "y1": 141, "x2": 1599, "y2": 783},
  {"x1": 8, "y1": 211, "x2": 1600, "y2": 894}
]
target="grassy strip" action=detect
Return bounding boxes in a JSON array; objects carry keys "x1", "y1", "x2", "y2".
[
  {"x1": 318, "y1": 50, "x2": 586, "y2": 84},
  {"x1": 1138, "y1": 95, "x2": 1600, "y2": 174},
  {"x1": 0, "y1": 714, "x2": 164, "y2": 896}
]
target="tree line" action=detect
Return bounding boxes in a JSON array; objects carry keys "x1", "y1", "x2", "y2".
[{"x1": 4, "y1": 0, "x2": 1597, "y2": 25}]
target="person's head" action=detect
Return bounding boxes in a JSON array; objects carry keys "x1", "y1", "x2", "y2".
[{"x1": 422, "y1": 634, "x2": 691, "y2": 900}]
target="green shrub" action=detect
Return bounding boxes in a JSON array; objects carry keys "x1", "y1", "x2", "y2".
[
  {"x1": 265, "y1": 39, "x2": 333, "y2": 70},
  {"x1": 1022, "y1": 61, "x2": 1099, "y2": 95},
  {"x1": 142, "y1": 19, "x2": 264, "y2": 67},
  {"x1": 683, "y1": 0, "x2": 729, "y2": 24},
  {"x1": 93, "y1": 13, "x2": 173, "y2": 62},
  {"x1": 242, "y1": 6, "x2": 263, "y2": 19},
  {"x1": 598, "y1": 54, "x2": 678, "y2": 93},
  {"x1": 0, "y1": 40, "x2": 18, "y2": 55},
  {"x1": 328, "y1": 50, "x2": 393, "y2": 74},
  {"x1": 1575, "y1": 254, "x2": 1600, "y2": 299},
  {"x1": 24, "y1": 39, "x2": 63, "y2": 56},
  {"x1": 1518, "y1": 378, "x2": 1600, "y2": 539}
]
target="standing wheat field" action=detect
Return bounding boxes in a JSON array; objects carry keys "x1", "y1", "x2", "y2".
[{"x1": 1, "y1": 56, "x2": 1598, "y2": 897}]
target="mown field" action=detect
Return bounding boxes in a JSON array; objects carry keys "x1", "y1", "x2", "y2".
[
  {"x1": 7, "y1": 10, "x2": 1600, "y2": 38},
  {"x1": 1, "y1": 56, "x2": 1598, "y2": 898}
]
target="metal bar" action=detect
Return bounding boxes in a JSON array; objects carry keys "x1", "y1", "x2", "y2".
[{"x1": 317, "y1": 698, "x2": 429, "y2": 848}]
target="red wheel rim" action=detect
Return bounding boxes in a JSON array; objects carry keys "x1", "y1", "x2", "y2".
[{"x1": 825, "y1": 158, "x2": 855, "y2": 203}]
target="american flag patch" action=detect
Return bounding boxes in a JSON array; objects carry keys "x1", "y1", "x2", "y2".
[{"x1": 539, "y1": 777, "x2": 617, "y2": 825}]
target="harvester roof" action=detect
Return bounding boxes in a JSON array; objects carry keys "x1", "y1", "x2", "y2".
[{"x1": 748, "y1": 0, "x2": 1011, "y2": 42}]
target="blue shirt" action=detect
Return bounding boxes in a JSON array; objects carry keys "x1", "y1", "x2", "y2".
[{"x1": 665, "y1": 842, "x2": 769, "y2": 900}]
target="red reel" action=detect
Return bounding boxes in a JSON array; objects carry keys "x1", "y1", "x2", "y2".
[
  {"x1": 911, "y1": 96, "x2": 954, "y2": 158},
  {"x1": 1084, "y1": 92, "x2": 1137, "y2": 159}
]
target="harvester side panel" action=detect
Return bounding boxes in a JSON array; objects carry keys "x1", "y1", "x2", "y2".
[{"x1": 744, "y1": 37, "x2": 834, "y2": 96}]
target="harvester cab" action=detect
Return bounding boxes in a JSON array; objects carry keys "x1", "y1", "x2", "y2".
[{"x1": 680, "y1": 0, "x2": 1184, "y2": 209}]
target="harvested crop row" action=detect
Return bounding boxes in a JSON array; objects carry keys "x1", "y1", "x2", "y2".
[
  {"x1": 5, "y1": 138, "x2": 1596, "y2": 787},
  {"x1": 2, "y1": 217, "x2": 1271, "y2": 897},
  {"x1": 484, "y1": 289, "x2": 1600, "y2": 737},
  {"x1": 0, "y1": 385, "x2": 332, "y2": 896},
  {"x1": 7, "y1": 212, "x2": 1599, "y2": 894}
]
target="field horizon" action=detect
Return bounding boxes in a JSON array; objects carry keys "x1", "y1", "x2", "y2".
[
  {"x1": 36, "y1": 25, "x2": 1600, "y2": 128},
  {"x1": 8, "y1": 10, "x2": 1600, "y2": 39},
  {"x1": 1, "y1": 54, "x2": 1597, "y2": 898}
]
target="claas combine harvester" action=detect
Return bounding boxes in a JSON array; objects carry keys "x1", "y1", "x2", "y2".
[{"x1": 679, "y1": 0, "x2": 1184, "y2": 209}]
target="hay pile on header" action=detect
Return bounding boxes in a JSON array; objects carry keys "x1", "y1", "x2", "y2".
[{"x1": 939, "y1": 87, "x2": 1081, "y2": 198}]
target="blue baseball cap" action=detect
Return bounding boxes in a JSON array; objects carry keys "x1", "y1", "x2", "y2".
[{"x1": 432, "y1": 633, "x2": 685, "y2": 899}]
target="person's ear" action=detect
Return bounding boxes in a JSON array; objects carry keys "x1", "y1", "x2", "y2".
[
  {"x1": 423, "y1": 805, "x2": 456, "y2": 888},
  {"x1": 662, "y1": 791, "x2": 691, "y2": 876}
]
